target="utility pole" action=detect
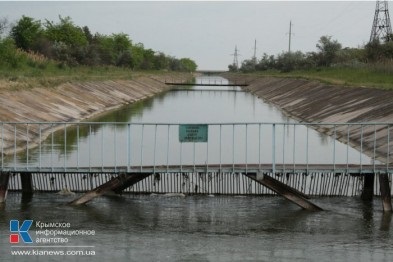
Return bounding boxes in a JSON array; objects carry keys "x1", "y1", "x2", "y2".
[
  {"x1": 252, "y1": 39, "x2": 257, "y2": 69},
  {"x1": 288, "y1": 20, "x2": 293, "y2": 53},
  {"x1": 252, "y1": 39, "x2": 257, "y2": 61},
  {"x1": 370, "y1": 0, "x2": 393, "y2": 42}
]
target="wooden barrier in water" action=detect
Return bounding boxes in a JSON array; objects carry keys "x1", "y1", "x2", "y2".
[
  {"x1": 361, "y1": 173, "x2": 375, "y2": 201},
  {"x1": 0, "y1": 172, "x2": 10, "y2": 203},
  {"x1": 379, "y1": 173, "x2": 392, "y2": 212}
]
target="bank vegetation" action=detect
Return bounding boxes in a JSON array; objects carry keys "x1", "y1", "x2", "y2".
[
  {"x1": 0, "y1": 15, "x2": 197, "y2": 90},
  {"x1": 230, "y1": 35, "x2": 393, "y2": 90}
]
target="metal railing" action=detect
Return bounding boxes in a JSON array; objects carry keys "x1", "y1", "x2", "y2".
[{"x1": 1, "y1": 121, "x2": 392, "y2": 174}]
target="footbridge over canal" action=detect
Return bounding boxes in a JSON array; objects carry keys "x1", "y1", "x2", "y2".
[
  {"x1": 0, "y1": 122, "x2": 392, "y2": 212},
  {"x1": 164, "y1": 78, "x2": 249, "y2": 87}
]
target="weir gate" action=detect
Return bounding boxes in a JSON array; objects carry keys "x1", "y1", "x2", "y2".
[{"x1": 0, "y1": 121, "x2": 392, "y2": 211}]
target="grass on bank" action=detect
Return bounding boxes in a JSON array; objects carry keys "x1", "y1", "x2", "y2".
[
  {"x1": 0, "y1": 50, "x2": 175, "y2": 91},
  {"x1": 0, "y1": 64, "x2": 172, "y2": 91},
  {"x1": 248, "y1": 64, "x2": 393, "y2": 90},
  {"x1": 2, "y1": 48, "x2": 392, "y2": 91}
]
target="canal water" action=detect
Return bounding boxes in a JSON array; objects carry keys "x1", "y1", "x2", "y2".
[
  {"x1": 1, "y1": 76, "x2": 392, "y2": 261},
  {"x1": 1, "y1": 193, "x2": 392, "y2": 261},
  {"x1": 7, "y1": 76, "x2": 372, "y2": 169}
]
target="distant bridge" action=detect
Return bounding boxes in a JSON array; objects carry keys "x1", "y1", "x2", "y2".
[
  {"x1": 165, "y1": 79, "x2": 248, "y2": 87},
  {"x1": 196, "y1": 70, "x2": 227, "y2": 75}
]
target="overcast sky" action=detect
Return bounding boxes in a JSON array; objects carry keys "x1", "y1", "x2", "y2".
[{"x1": 0, "y1": 1, "x2": 382, "y2": 70}]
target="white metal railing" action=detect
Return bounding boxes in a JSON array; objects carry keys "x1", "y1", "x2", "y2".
[{"x1": 0, "y1": 122, "x2": 392, "y2": 174}]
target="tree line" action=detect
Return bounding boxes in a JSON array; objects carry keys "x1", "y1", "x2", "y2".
[
  {"x1": 0, "y1": 15, "x2": 197, "y2": 72},
  {"x1": 231, "y1": 35, "x2": 393, "y2": 73}
]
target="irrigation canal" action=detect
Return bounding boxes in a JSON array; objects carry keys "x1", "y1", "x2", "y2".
[{"x1": 1, "y1": 76, "x2": 393, "y2": 261}]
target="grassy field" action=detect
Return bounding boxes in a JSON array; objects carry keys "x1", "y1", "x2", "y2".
[{"x1": 251, "y1": 65, "x2": 393, "y2": 90}]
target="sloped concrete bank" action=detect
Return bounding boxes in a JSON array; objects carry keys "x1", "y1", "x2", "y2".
[
  {"x1": 224, "y1": 74, "x2": 393, "y2": 163},
  {"x1": 0, "y1": 73, "x2": 192, "y2": 155}
]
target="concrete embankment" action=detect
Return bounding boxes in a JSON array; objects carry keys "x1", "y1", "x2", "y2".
[
  {"x1": 0, "y1": 73, "x2": 192, "y2": 155},
  {"x1": 224, "y1": 74, "x2": 393, "y2": 163}
]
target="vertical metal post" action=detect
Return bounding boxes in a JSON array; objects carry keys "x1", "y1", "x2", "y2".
[
  {"x1": 272, "y1": 124, "x2": 276, "y2": 175},
  {"x1": 1, "y1": 123, "x2": 3, "y2": 170},
  {"x1": 232, "y1": 124, "x2": 235, "y2": 172},
  {"x1": 64, "y1": 123, "x2": 67, "y2": 172},
  {"x1": 166, "y1": 125, "x2": 170, "y2": 172},
  {"x1": 306, "y1": 125, "x2": 309, "y2": 173},
  {"x1": 140, "y1": 125, "x2": 144, "y2": 172},
  {"x1": 77, "y1": 124, "x2": 80, "y2": 170},
  {"x1": 114, "y1": 124, "x2": 117, "y2": 172},
  {"x1": 373, "y1": 124, "x2": 377, "y2": 172},
  {"x1": 180, "y1": 140, "x2": 183, "y2": 173},
  {"x1": 258, "y1": 124, "x2": 261, "y2": 170},
  {"x1": 101, "y1": 125, "x2": 104, "y2": 171},
  {"x1": 387, "y1": 125, "x2": 390, "y2": 172},
  {"x1": 26, "y1": 124, "x2": 29, "y2": 170},
  {"x1": 14, "y1": 125, "x2": 16, "y2": 171},
  {"x1": 293, "y1": 124, "x2": 296, "y2": 172},
  {"x1": 193, "y1": 142, "x2": 196, "y2": 172},
  {"x1": 51, "y1": 124, "x2": 54, "y2": 172},
  {"x1": 283, "y1": 124, "x2": 286, "y2": 173},
  {"x1": 127, "y1": 123, "x2": 131, "y2": 172},
  {"x1": 153, "y1": 124, "x2": 157, "y2": 173},
  {"x1": 89, "y1": 125, "x2": 92, "y2": 172},
  {"x1": 206, "y1": 125, "x2": 209, "y2": 173},
  {"x1": 219, "y1": 125, "x2": 222, "y2": 170},
  {"x1": 333, "y1": 125, "x2": 336, "y2": 172},
  {"x1": 360, "y1": 125, "x2": 363, "y2": 173},
  {"x1": 39, "y1": 124, "x2": 42, "y2": 170},
  {"x1": 245, "y1": 124, "x2": 248, "y2": 173},
  {"x1": 346, "y1": 125, "x2": 350, "y2": 172}
]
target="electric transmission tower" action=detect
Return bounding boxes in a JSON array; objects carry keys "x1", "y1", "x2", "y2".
[
  {"x1": 370, "y1": 0, "x2": 393, "y2": 42},
  {"x1": 231, "y1": 45, "x2": 240, "y2": 69}
]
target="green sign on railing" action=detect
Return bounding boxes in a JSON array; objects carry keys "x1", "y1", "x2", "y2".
[{"x1": 179, "y1": 124, "x2": 208, "y2": 143}]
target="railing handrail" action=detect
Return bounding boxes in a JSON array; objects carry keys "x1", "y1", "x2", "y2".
[
  {"x1": 1, "y1": 121, "x2": 393, "y2": 125},
  {"x1": 1, "y1": 121, "x2": 392, "y2": 175}
]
